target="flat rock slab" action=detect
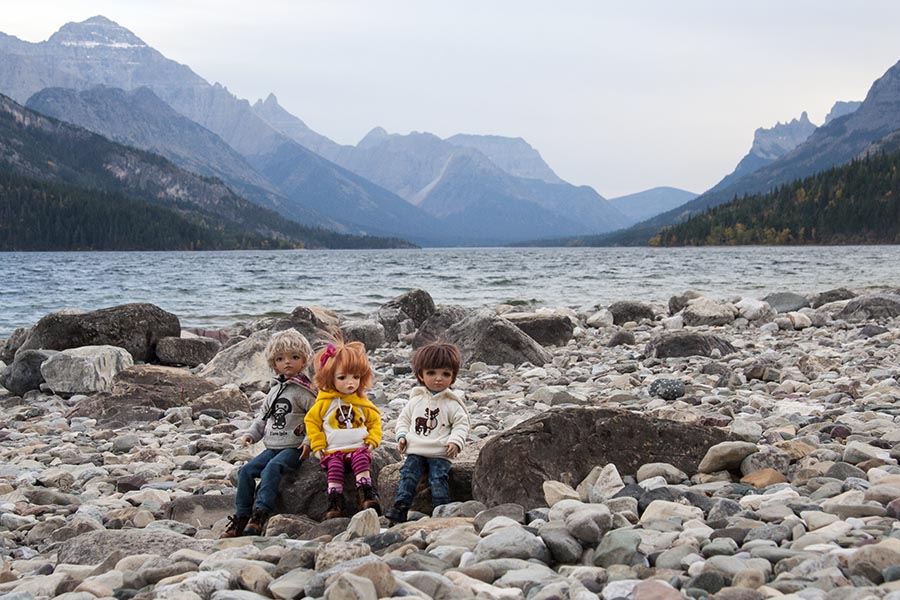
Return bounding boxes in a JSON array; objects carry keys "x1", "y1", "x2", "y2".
[{"x1": 56, "y1": 529, "x2": 211, "y2": 565}]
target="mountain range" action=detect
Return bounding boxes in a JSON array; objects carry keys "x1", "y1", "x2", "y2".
[
  {"x1": 0, "y1": 93, "x2": 411, "y2": 250},
  {"x1": 0, "y1": 16, "x2": 676, "y2": 246}
]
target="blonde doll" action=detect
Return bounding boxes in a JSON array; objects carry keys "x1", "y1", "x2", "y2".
[{"x1": 304, "y1": 340, "x2": 382, "y2": 518}]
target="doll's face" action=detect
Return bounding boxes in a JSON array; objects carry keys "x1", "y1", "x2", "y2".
[
  {"x1": 273, "y1": 352, "x2": 306, "y2": 378},
  {"x1": 420, "y1": 367, "x2": 454, "y2": 393},
  {"x1": 334, "y1": 370, "x2": 361, "y2": 395}
]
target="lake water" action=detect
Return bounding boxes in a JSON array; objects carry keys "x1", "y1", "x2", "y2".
[{"x1": 2, "y1": 246, "x2": 899, "y2": 337}]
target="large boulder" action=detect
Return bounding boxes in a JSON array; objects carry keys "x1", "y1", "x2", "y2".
[
  {"x1": 472, "y1": 408, "x2": 733, "y2": 510},
  {"x1": 56, "y1": 529, "x2": 210, "y2": 565},
  {"x1": 67, "y1": 365, "x2": 218, "y2": 427},
  {"x1": 374, "y1": 289, "x2": 437, "y2": 342},
  {"x1": 762, "y1": 292, "x2": 810, "y2": 313},
  {"x1": 607, "y1": 301, "x2": 655, "y2": 325},
  {"x1": 277, "y1": 306, "x2": 338, "y2": 346},
  {"x1": 341, "y1": 320, "x2": 386, "y2": 350},
  {"x1": 644, "y1": 332, "x2": 736, "y2": 359},
  {"x1": 156, "y1": 336, "x2": 221, "y2": 367},
  {"x1": 682, "y1": 298, "x2": 737, "y2": 327},
  {"x1": 668, "y1": 291, "x2": 703, "y2": 316},
  {"x1": 504, "y1": 313, "x2": 575, "y2": 346},
  {"x1": 17, "y1": 303, "x2": 180, "y2": 363},
  {"x1": 837, "y1": 295, "x2": 900, "y2": 321},
  {"x1": 0, "y1": 327, "x2": 29, "y2": 363},
  {"x1": 198, "y1": 330, "x2": 273, "y2": 389},
  {"x1": 0, "y1": 349, "x2": 56, "y2": 395},
  {"x1": 381, "y1": 289, "x2": 436, "y2": 328},
  {"x1": 277, "y1": 445, "x2": 401, "y2": 520},
  {"x1": 445, "y1": 309, "x2": 551, "y2": 366},
  {"x1": 40, "y1": 345, "x2": 133, "y2": 395},
  {"x1": 412, "y1": 306, "x2": 470, "y2": 349}
]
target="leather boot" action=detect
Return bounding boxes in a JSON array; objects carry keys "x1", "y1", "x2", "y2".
[
  {"x1": 384, "y1": 503, "x2": 409, "y2": 524},
  {"x1": 324, "y1": 490, "x2": 345, "y2": 519},
  {"x1": 243, "y1": 509, "x2": 270, "y2": 536},
  {"x1": 221, "y1": 514, "x2": 250, "y2": 538},
  {"x1": 357, "y1": 483, "x2": 382, "y2": 515}
]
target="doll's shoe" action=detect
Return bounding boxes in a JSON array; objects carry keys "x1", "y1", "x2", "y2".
[
  {"x1": 324, "y1": 490, "x2": 345, "y2": 519},
  {"x1": 357, "y1": 483, "x2": 382, "y2": 514},
  {"x1": 221, "y1": 514, "x2": 250, "y2": 538},
  {"x1": 243, "y1": 509, "x2": 270, "y2": 536},
  {"x1": 384, "y1": 503, "x2": 409, "y2": 524}
]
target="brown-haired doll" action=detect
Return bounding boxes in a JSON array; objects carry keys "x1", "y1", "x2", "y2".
[{"x1": 304, "y1": 340, "x2": 383, "y2": 518}]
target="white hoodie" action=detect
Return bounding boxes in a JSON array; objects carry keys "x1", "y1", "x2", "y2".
[{"x1": 396, "y1": 386, "x2": 469, "y2": 458}]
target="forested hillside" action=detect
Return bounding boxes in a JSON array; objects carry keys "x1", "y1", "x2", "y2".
[{"x1": 651, "y1": 150, "x2": 900, "y2": 246}]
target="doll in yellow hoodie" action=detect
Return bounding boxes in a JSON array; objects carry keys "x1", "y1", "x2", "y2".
[{"x1": 305, "y1": 340, "x2": 382, "y2": 518}]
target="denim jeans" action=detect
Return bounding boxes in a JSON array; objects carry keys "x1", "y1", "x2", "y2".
[
  {"x1": 394, "y1": 454, "x2": 452, "y2": 507},
  {"x1": 236, "y1": 447, "x2": 300, "y2": 515}
]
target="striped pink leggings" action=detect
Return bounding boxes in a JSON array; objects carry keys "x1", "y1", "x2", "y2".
[{"x1": 320, "y1": 448, "x2": 372, "y2": 484}]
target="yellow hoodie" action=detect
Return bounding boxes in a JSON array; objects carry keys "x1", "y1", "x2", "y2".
[{"x1": 304, "y1": 390, "x2": 382, "y2": 454}]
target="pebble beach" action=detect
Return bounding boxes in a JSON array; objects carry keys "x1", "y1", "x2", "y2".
[{"x1": 1, "y1": 287, "x2": 900, "y2": 600}]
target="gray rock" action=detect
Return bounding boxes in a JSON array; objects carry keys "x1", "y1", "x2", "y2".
[
  {"x1": 504, "y1": 312, "x2": 575, "y2": 346},
  {"x1": 608, "y1": 301, "x2": 655, "y2": 325},
  {"x1": 411, "y1": 305, "x2": 470, "y2": 349},
  {"x1": 0, "y1": 349, "x2": 56, "y2": 395},
  {"x1": 644, "y1": 332, "x2": 736, "y2": 359},
  {"x1": 762, "y1": 292, "x2": 810, "y2": 313},
  {"x1": 156, "y1": 336, "x2": 221, "y2": 367},
  {"x1": 811, "y1": 288, "x2": 856, "y2": 308},
  {"x1": 0, "y1": 326, "x2": 29, "y2": 363},
  {"x1": 538, "y1": 522, "x2": 583, "y2": 564},
  {"x1": 198, "y1": 330, "x2": 273, "y2": 389},
  {"x1": 648, "y1": 379, "x2": 685, "y2": 401},
  {"x1": 593, "y1": 529, "x2": 641, "y2": 567},
  {"x1": 838, "y1": 295, "x2": 900, "y2": 321},
  {"x1": 473, "y1": 526, "x2": 551, "y2": 563},
  {"x1": 379, "y1": 289, "x2": 436, "y2": 328},
  {"x1": 607, "y1": 329, "x2": 636, "y2": 347},
  {"x1": 40, "y1": 345, "x2": 133, "y2": 394},
  {"x1": 445, "y1": 309, "x2": 551, "y2": 366},
  {"x1": 17, "y1": 302, "x2": 179, "y2": 363},
  {"x1": 669, "y1": 290, "x2": 704, "y2": 316},
  {"x1": 340, "y1": 320, "x2": 386, "y2": 350}
]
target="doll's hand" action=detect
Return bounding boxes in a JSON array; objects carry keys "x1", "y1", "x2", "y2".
[
  {"x1": 299, "y1": 444, "x2": 311, "y2": 460},
  {"x1": 240, "y1": 435, "x2": 253, "y2": 447},
  {"x1": 366, "y1": 443, "x2": 376, "y2": 452},
  {"x1": 446, "y1": 443, "x2": 460, "y2": 459},
  {"x1": 314, "y1": 450, "x2": 324, "y2": 460},
  {"x1": 398, "y1": 438, "x2": 408, "y2": 454}
]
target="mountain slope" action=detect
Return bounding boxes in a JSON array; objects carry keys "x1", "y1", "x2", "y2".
[
  {"x1": 0, "y1": 93, "x2": 411, "y2": 249},
  {"x1": 25, "y1": 85, "x2": 336, "y2": 229},
  {"x1": 654, "y1": 149, "x2": 900, "y2": 246},
  {"x1": 601, "y1": 59, "x2": 900, "y2": 245},
  {"x1": 0, "y1": 16, "x2": 440, "y2": 242},
  {"x1": 444, "y1": 134, "x2": 563, "y2": 183}
]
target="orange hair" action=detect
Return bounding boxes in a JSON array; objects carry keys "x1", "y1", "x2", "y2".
[{"x1": 313, "y1": 341, "x2": 374, "y2": 394}]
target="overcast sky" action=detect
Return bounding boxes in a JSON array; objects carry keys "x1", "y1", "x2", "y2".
[{"x1": 5, "y1": 1, "x2": 900, "y2": 197}]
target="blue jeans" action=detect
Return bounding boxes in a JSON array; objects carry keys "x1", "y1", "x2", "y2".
[
  {"x1": 394, "y1": 454, "x2": 452, "y2": 507},
  {"x1": 236, "y1": 448, "x2": 300, "y2": 515}
]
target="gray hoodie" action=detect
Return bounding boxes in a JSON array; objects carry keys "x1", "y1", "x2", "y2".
[{"x1": 243, "y1": 375, "x2": 317, "y2": 449}]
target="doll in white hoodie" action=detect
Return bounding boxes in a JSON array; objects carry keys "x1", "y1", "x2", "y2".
[{"x1": 385, "y1": 343, "x2": 470, "y2": 523}]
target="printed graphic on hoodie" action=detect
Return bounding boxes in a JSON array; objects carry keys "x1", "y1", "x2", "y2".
[{"x1": 415, "y1": 407, "x2": 440, "y2": 435}]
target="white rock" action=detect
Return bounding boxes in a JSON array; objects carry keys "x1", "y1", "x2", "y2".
[{"x1": 40, "y1": 345, "x2": 133, "y2": 394}]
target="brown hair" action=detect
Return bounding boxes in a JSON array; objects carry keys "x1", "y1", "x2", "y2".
[
  {"x1": 412, "y1": 343, "x2": 462, "y2": 385},
  {"x1": 313, "y1": 341, "x2": 374, "y2": 394}
]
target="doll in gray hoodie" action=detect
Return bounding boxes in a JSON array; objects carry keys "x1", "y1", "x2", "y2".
[{"x1": 222, "y1": 328, "x2": 317, "y2": 537}]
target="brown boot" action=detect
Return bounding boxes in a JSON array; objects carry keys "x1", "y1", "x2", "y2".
[
  {"x1": 324, "y1": 490, "x2": 345, "y2": 520},
  {"x1": 357, "y1": 483, "x2": 382, "y2": 515},
  {"x1": 221, "y1": 514, "x2": 250, "y2": 538},
  {"x1": 243, "y1": 509, "x2": 270, "y2": 536}
]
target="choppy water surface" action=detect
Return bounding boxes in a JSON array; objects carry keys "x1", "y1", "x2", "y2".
[{"x1": 2, "y1": 246, "x2": 899, "y2": 336}]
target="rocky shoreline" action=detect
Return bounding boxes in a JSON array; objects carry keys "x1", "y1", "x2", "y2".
[{"x1": 2, "y1": 287, "x2": 900, "y2": 600}]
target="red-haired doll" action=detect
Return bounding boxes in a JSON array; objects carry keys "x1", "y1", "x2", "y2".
[{"x1": 304, "y1": 340, "x2": 383, "y2": 518}]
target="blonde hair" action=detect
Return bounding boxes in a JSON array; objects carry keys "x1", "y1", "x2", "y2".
[
  {"x1": 313, "y1": 340, "x2": 373, "y2": 394},
  {"x1": 265, "y1": 328, "x2": 313, "y2": 371}
]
